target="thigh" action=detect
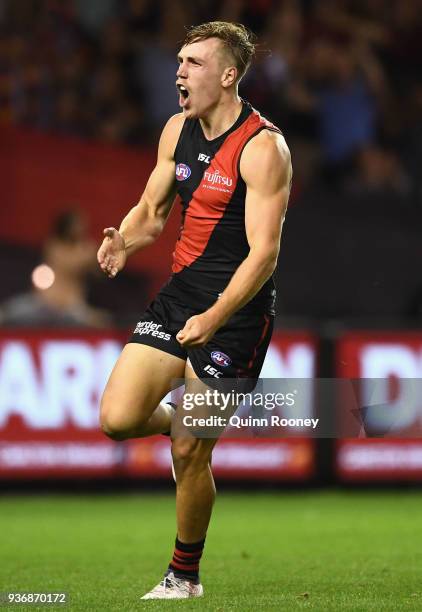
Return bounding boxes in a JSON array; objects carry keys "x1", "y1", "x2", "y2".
[
  {"x1": 171, "y1": 361, "x2": 238, "y2": 450},
  {"x1": 100, "y1": 343, "x2": 186, "y2": 430},
  {"x1": 187, "y1": 314, "x2": 274, "y2": 393}
]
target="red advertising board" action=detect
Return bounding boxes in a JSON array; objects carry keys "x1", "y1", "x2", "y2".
[
  {"x1": 336, "y1": 332, "x2": 422, "y2": 481},
  {"x1": 0, "y1": 330, "x2": 316, "y2": 480}
]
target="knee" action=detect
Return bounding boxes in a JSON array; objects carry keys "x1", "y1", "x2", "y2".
[
  {"x1": 100, "y1": 392, "x2": 151, "y2": 441},
  {"x1": 100, "y1": 415, "x2": 129, "y2": 441},
  {"x1": 172, "y1": 438, "x2": 197, "y2": 462},
  {"x1": 171, "y1": 438, "x2": 210, "y2": 472},
  {"x1": 100, "y1": 401, "x2": 136, "y2": 441}
]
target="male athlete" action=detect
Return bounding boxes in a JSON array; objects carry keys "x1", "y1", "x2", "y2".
[{"x1": 97, "y1": 21, "x2": 292, "y2": 599}]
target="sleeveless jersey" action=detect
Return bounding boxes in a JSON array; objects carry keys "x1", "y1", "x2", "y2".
[{"x1": 172, "y1": 100, "x2": 281, "y2": 316}]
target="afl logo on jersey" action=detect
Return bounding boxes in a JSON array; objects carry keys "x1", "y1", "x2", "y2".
[
  {"x1": 175, "y1": 163, "x2": 191, "y2": 181},
  {"x1": 211, "y1": 351, "x2": 232, "y2": 367}
]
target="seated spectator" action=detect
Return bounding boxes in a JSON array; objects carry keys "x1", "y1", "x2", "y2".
[{"x1": 0, "y1": 210, "x2": 111, "y2": 328}]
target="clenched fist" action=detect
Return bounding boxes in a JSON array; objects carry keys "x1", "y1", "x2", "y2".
[
  {"x1": 176, "y1": 312, "x2": 219, "y2": 348},
  {"x1": 97, "y1": 227, "x2": 127, "y2": 278}
]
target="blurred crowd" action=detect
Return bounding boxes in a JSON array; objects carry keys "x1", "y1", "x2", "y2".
[
  {"x1": 1, "y1": 0, "x2": 422, "y2": 200},
  {"x1": 1, "y1": 0, "x2": 422, "y2": 324},
  {"x1": 0, "y1": 210, "x2": 112, "y2": 327},
  {"x1": 0, "y1": 207, "x2": 153, "y2": 327}
]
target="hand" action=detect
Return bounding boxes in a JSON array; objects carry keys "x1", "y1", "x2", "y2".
[
  {"x1": 97, "y1": 227, "x2": 127, "y2": 278},
  {"x1": 176, "y1": 312, "x2": 219, "y2": 348}
]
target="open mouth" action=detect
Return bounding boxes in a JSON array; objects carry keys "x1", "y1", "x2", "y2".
[{"x1": 177, "y1": 84, "x2": 190, "y2": 106}]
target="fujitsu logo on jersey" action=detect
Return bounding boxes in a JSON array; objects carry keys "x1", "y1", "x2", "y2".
[{"x1": 203, "y1": 169, "x2": 233, "y2": 187}]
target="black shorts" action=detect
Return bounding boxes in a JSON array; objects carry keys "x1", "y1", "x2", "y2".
[{"x1": 128, "y1": 276, "x2": 274, "y2": 392}]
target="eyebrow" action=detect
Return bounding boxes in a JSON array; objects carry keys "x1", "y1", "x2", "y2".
[{"x1": 177, "y1": 55, "x2": 203, "y2": 64}]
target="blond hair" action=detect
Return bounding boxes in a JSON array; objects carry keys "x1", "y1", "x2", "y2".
[{"x1": 182, "y1": 21, "x2": 256, "y2": 82}]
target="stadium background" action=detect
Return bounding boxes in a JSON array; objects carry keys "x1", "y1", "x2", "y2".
[{"x1": 1, "y1": 1, "x2": 422, "y2": 609}]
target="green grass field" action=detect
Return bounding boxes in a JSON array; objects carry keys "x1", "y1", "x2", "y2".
[{"x1": 1, "y1": 491, "x2": 422, "y2": 611}]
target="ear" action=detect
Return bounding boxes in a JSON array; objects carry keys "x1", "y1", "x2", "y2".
[{"x1": 221, "y1": 66, "x2": 238, "y2": 89}]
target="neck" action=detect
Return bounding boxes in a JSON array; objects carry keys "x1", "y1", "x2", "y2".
[{"x1": 199, "y1": 95, "x2": 243, "y2": 141}]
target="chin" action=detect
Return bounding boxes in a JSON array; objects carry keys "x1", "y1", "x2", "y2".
[{"x1": 183, "y1": 106, "x2": 199, "y2": 119}]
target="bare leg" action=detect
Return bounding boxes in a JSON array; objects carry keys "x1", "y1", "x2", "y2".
[
  {"x1": 171, "y1": 364, "x2": 235, "y2": 542},
  {"x1": 172, "y1": 438, "x2": 217, "y2": 542},
  {"x1": 100, "y1": 343, "x2": 185, "y2": 440}
]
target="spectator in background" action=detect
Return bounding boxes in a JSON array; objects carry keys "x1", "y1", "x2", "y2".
[
  {"x1": 53, "y1": 89, "x2": 85, "y2": 136},
  {"x1": 242, "y1": 0, "x2": 304, "y2": 133},
  {"x1": 399, "y1": 81, "x2": 422, "y2": 205},
  {"x1": 342, "y1": 145, "x2": 411, "y2": 199},
  {"x1": 51, "y1": 43, "x2": 93, "y2": 101},
  {"x1": 1, "y1": 0, "x2": 421, "y2": 199},
  {"x1": 319, "y1": 43, "x2": 375, "y2": 166},
  {"x1": 242, "y1": 0, "x2": 304, "y2": 121},
  {"x1": 123, "y1": 0, "x2": 161, "y2": 41},
  {"x1": 73, "y1": 0, "x2": 117, "y2": 35},
  {"x1": 10, "y1": 53, "x2": 54, "y2": 129},
  {"x1": 0, "y1": 210, "x2": 111, "y2": 328},
  {"x1": 135, "y1": 0, "x2": 192, "y2": 133},
  {"x1": 308, "y1": 40, "x2": 386, "y2": 171},
  {"x1": 314, "y1": 0, "x2": 391, "y2": 49}
]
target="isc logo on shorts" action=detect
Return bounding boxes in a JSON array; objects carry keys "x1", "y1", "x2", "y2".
[
  {"x1": 175, "y1": 163, "x2": 191, "y2": 181},
  {"x1": 203, "y1": 364, "x2": 222, "y2": 378},
  {"x1": 134, "y1": 321, "x2": 171, "y2": 341}
]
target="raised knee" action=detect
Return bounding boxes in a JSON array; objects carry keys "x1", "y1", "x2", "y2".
[{"x1": 100, "y1": 414, "x2": 130, "y2": 441}]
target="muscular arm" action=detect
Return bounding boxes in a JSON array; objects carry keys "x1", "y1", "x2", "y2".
[
  {"x1": 97, "y1": 113, "x2": 184, "y2": 277},
  {"x1": 177, "y1": 129, "x2": 292, "y2": 347},
  {"x1": 120, "y1": 114, "x2": 183, "y2": 255}
]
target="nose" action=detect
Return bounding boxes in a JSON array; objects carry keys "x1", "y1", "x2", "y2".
[{"x1": 177, "y1": 61, "x2": 187, "y2": 79}]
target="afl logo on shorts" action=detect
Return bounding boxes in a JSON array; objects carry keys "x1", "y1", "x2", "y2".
[
  {"x1": 175, "y1": 163, "x2": 191, "y2": 181},
  {"x1": 211, "y1": 351, "x2": 231, "y2": 367}
]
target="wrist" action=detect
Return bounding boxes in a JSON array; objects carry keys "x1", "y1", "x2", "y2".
[
  {"x1": 118, "y1": 230, "x2": 129, "y2": 252},
  {"x1": 205, "y1": 303, "x2": 230, "y2": 329}
]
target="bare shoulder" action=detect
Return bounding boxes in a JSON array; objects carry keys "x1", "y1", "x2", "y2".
[
  {"x1": 240, "y1": 129, "x2": 291, "y2": 185},
  {"x1": 241, "y1": 129, "x2": 291, "y2": 172},
  {"x1": 158, "y1": 113, "x2": 185, "y2": 160},
  {"x1": 163, "y1": 112, "x2": 185, "y2": 136}
]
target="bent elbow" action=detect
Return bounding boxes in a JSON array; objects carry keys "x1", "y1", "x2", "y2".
[
  {"x1": 254, "y1": 249, "x2": 279, "y2": 277},
  {"x1": 267, "y1": 253, "x2": 279, "y2": 275},
  {"x1": 250, "y1": 246, "x2": 279, "y2": 268},
  {"x1": 264, "y1": 245, "x2": 279, "y2": 272}
]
